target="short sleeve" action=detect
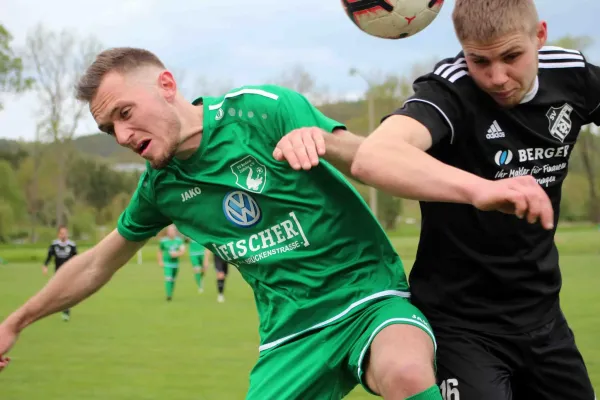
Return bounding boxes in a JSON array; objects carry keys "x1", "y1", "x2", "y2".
[
  {"x1": 274, "y1": 87, "x2": 346, "y2": 136},
  {"x1": 583, "y1": 60, "x2": 600, "y2": 124},
  {"x1": 385, "y1": 78, "x2": 464, "y2": 146},
  {"x1": 117, "y1": 172, "x2": 171, "y2": 242}
]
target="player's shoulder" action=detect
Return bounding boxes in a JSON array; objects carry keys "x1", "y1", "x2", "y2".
[
  {"x1": 537, "y1": 46, "x2": 590, "y2": 95},
  {"x1": 428, "y1": 53, "x2": 470, "y2": 85},
  {"x1": 413, "y1": 52, "x2": 476, "y2": 97},
  {"x1": 202, "y1": 84, "x2": 291, "y2": 112},
  {"x1": 132, "y1": 163, "x2": 164, "y2": 198},
  {"x1": 538, "y1": 46, "x2": 588, "y2": 79},
  {"x1": 538, "y1": 45, "x2": 585, "y2": 70},
  {"x1": 67, "y1": 240, "x2": 76, "y2": 246},
  {"x1": 51, "y1": 239, "x2": 60, "y2": 245}
]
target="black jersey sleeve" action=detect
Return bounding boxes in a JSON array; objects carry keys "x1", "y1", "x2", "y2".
[
  {"x1": 72, "y1": 243, "x2": 77, "y2": 256},
  {"x1": 385, "y1": 62, "x2": 467, "y2": 147},
  {"x1": 44, "y1": 244, "x2": 54, "y2": 266},
  {"x1": 584, "y1": 60, "x2": 600, "y2": 124}
]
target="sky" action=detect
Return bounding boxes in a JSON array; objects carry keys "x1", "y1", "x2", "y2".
[{"x1": 1, "y1": 0, "x2": 599, "y2": 141}]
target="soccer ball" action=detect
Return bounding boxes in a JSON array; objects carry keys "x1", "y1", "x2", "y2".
[{"x1": 341, "y1": 0, "x2": 445, "y2": 39}]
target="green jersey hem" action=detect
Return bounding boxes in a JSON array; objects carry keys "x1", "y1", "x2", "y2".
[{"x1": 258, "y1": 290, "x2": 411, "y2": 352}]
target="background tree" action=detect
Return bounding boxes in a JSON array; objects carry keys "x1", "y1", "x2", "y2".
[
  {"x1": 0, "y1": 24, "x2": 34, "y2": 110},
  {"x1": 0, "y1": 160, "x2": 25, "y2": 241},
  {"x1": 24, "y1": 24, "x2": 102, "y2": 227}
]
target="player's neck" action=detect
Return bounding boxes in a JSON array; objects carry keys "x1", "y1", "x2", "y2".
[{"x1": 175, "y1": 99, "x2": 204, "y2": 160}]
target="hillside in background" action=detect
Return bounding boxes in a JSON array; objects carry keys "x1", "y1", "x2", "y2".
[
  {"x1": 70, "y1": 133, "x2": 141, "y2": 163},
  {"x1": 2, "y1": 96, "x2": 599, "y2": 187},
  {"x1": 0, "y1": 132, "x2": 141, "y2": 163},
  {"x1": 0, "y1": 138, "x2": 24, "y2": 153},
  {"x1": 0, "y1": 100, "x2": 369, "y2": 161}
]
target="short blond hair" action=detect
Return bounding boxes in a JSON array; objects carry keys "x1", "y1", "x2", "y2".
[
  {"x1": 76, "y1": 47, "x2": 165, "y2": 103},
  {"x1": 452, "y1": 0, "x2": 539, "y2": 43}
]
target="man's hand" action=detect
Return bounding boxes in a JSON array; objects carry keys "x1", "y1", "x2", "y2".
[
  {"x1": 42, "y1": 266, "x2": 48, "y2": 275},
  {"x1": 273, "y1": 127, "x2": 326, "y2": 170},
  {"x1": 0, "y1": 322, "x2": 19, "y2": 373},
  {"x1": 472, "y1": 175, "x2": 554, "y2": 230}
]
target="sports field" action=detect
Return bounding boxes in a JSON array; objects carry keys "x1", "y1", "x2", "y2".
[{"x1": 1, "y1": 225, "x2": 598, "y2": 399}]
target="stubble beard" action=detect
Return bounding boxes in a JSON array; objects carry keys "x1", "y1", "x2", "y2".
[{"x1": 149, "y1": 115, "x2": 181, "y2": 170}]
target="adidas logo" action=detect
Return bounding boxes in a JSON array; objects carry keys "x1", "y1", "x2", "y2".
[{"x1": 486, "y1": 120, "x2": 505, "y2": 139}]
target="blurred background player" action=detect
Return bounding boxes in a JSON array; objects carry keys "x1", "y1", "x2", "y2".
[
  {"x1": 213, "y1": 253, "x2": 228, "y2": 303},
  {"x1": 42, "y1": 226, "x2": 77, "y2": 321},
  {"x1": 158, "y1": 225, "x2": 185, "y2": 301},
  {"x1": 188, "y1": 238, "x2": 208, "y2": 293}
]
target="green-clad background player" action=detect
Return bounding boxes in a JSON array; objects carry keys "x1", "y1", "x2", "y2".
[
  {"x1": 187, "y1": 237, "x2": 208, "y2": 293},
  {"x1": 158, "y1": 225, "x2": 185, "y2": 301},
  {"x1": 0, "y1": 48, "x2": 441, "y2": 400}
]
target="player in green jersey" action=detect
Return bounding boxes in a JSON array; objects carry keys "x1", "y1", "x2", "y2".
[
  {"x1": 187, "y1": 238, "x2": 208, "y2": 293},
  {"x1": 0, "y1": 48, "x2": 441, "y2": 400},
  {"x1": 158, "y1": 225, "x2": 185, "y2": 301}
]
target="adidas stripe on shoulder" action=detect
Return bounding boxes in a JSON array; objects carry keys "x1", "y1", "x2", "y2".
[
  {"x1": 539, "y1": 46, "x2": 585, "y2": 69},
  {"x1": 433, "y1": 57, "x2": 469, "y2": 83}
]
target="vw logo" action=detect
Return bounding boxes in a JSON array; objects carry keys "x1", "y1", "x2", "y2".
[
  {"x1": 223, "y1": 191, "x2": 261, "y2": 227},
  {"x1": 494, "y1": 149, "x2": 513, "y2": 166}
]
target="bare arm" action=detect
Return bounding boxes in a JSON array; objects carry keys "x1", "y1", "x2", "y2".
[
  {"x1": 350, "y1": 115, "x2": 484, "y2": 203},
  {"x1": 322, "y1": 129, "x2": 365, "y2": 176},
  {"x1": 4, "y1": 230, "x2": 146, "y2": 333},
  {"x1": 173, "y1": 245, "x2": 186, "y2": 258},
  {"x1": 273, "y1": 127, "x2": 364, "y2": 177},
  {"x1": 273, "y1": 116, "x2": 553, "y2": 227}
]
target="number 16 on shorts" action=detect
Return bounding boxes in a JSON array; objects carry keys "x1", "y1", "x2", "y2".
[{"x1": 440, "y1": 378, "x2": 460, "y2": 400}]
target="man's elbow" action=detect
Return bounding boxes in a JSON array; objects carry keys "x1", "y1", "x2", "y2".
[{"x1": 350, "y1": 140, "x2": 377, "y2": 182}]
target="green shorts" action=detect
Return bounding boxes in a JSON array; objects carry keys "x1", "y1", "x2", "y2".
[
  {"x1": 245, "y1": 295, "x2": 436, "y2": 400},
  {"x1": 190, "y1": 255, "x2": 204, "y2": 268},
  {"x1": 163, "y1": 266, "x2": 179, "y2": 280}
]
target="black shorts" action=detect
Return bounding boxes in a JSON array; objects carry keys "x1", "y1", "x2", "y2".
[
  {"x1": 434, "y1": 311, "x2": 594, "y2": 400},
  {"x1": 214, "y1": 255, "x2": 228, "y2": 275}
]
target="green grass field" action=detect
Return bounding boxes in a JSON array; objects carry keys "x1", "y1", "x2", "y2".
[{"x1": 1, "y1": 226, "x2": 599, "y2": 399}]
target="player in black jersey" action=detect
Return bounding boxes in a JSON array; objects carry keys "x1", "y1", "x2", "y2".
[
  {"x1": 43, "y1": 226, "x2": 77, "y2": 321},
  {"x1": 273, "y1": 0, "x2": 598, "y2": 398}
]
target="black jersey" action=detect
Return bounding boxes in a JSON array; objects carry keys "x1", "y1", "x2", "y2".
[
  {"x1": 389, "y1": 46, "x2": 600, "y2": 334},
  {"x1": 44, "y1": 239, "x2": 77, "y2": 270}
]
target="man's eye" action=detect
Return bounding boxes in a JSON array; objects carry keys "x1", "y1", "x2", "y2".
[{"x1": 120, "y1": 108, "x2": 131, "y2": 119}]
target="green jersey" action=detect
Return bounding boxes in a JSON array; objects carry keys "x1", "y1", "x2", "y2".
[
  {"x1": 188, "y1": 239, "x2": 205, "y2": 257},
  {"x1": 159, "y1": 236, "x2": 184, "y2": 268},
  {"x1": 117, "y1": 85, "x2": 409, "y2": 352}
]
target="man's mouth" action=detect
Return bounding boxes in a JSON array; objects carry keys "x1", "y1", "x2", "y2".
[
  {"x1": 137, "y1": 140, "x2": 151, "y2": 155},
  {"x1": 492, "y1": 89, "x2": 515, "y2": 99}
]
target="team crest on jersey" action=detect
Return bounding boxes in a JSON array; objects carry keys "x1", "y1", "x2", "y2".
[
  {"x1": 230, "y1": 155, "x2": 267, "y2": 193},
  {"x1": 546, "y1": 103, "x2": 573, "y2": 142},
  {"x1": 223, "y1": 190, "x2": 262, "y2": 228}
]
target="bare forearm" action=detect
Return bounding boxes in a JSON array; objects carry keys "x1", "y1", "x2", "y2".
[
  {"x1": 5, "y1": 251, "x2": 115, "y2": 332},
  {"x1": 351, "y1": 137, "x2": 485, "y2": 204},
  {"x1": 323, "y1": 129, "x2": 364, "y2": 177},
  {"x1": 4, "y1": 230, "x2": 142, "y2": 333}
]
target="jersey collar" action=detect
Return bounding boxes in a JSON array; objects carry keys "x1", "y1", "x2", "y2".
[{"x1": 519, "y1": 76, "x2": 539, "y2": 104}]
